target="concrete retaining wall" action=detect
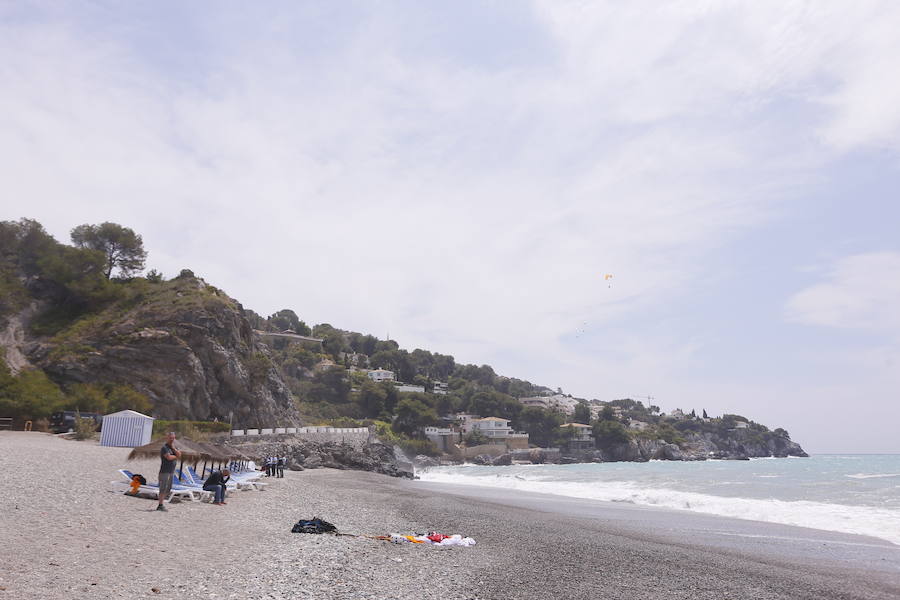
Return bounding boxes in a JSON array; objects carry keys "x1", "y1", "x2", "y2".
[{"x1": 230, "y1": 426, "x2": 371, "y2": 449}]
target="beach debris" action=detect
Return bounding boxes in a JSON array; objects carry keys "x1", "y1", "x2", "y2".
[
  {"x1": 151, "y1": 588, "x2": 160, "y2": 594},
  {"x1": 389, "y1": 532, "x2": 476, "y2": 547},
  {"x1": 291, "y1": 517, "x2": 337, "y2": 534}
]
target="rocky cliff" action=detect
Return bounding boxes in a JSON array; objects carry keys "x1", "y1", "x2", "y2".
[
  {"x1": 556, "y1": 428, "x2": 807, "y2": 463},
  {"x1": 225, "y1": 437, "x2": 414, "y2": 478},
  {"x1": 4, "y1": 272, "x2": 300, "y2": 427}
]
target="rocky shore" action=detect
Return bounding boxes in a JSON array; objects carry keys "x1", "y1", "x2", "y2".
[{"x1": 226, "y1": 436, "x2": 415, "y2": 478}]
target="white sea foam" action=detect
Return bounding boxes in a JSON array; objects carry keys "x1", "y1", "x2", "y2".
[
  {"x1": 845, "y1": 473, "x2": 900, "y2": 479},
  {"x1": 418, "y1": 469, "x2": 900, "y2": 546}
]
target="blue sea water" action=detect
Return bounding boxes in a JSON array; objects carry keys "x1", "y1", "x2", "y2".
[{"x1": 418, "y1": 455, "x2": 900, "y2": 545}]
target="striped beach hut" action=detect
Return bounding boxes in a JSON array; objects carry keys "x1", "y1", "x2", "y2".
[{"x1": 100, "y1": 410, "x2": 154, "y2": 447}]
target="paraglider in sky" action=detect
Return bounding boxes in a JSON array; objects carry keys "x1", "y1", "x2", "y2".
[{"x1": 604, "y1": 273, "x2": 613, "y2": 288}]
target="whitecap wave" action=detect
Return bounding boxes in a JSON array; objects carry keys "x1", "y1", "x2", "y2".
[
  {"x1": 418, "y1": 469, "x2": 900, "y2": 546},
  {"x1": 846, "y1": 473, "x2": 900, "y2": 479}
]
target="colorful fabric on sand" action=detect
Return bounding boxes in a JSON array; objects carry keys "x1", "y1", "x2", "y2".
[{"x1": 389, "y1": 533, "x2": 476, "y2": 547}]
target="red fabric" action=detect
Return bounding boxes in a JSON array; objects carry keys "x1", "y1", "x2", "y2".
[{"x1": 427, "y1": 533, "x2": 449, "y2": 542}]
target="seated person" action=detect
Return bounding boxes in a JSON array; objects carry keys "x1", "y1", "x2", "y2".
[{"x1": 203, "y1": 469, "x2": 231, "y2": 505}]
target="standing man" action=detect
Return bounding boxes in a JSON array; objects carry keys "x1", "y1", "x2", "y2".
[
  {"x1": 157, "y1": 432, "x2": 181, "y2": 512},
  {"x1": 277, "y1": 456, "x2": 285, "y2": 478}
]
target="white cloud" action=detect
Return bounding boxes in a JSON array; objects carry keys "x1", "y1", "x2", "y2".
[
  {"x1": 2, "y1": 3, "x2": 900, "y2": 452},
  {"x1": 785, "y1": 252, "x2": 900, "y2": 333}
]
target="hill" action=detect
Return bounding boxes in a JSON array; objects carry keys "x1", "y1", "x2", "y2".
[{"x1": 0, "y1": 218, "x2": 806, "y2": 461}]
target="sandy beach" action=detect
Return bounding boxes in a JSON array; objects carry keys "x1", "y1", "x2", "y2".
[{"x1": 1, "y1": 432, "x2": 898, "y2": 600}]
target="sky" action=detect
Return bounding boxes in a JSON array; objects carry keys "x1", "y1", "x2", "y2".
[{"x1": 2, "y1": 1, "x2": 899, "y2": 453}]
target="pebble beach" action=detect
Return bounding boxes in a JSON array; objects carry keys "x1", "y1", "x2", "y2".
[{"x1": 1, "y1": 432, "x2": 898, "y2": 600}]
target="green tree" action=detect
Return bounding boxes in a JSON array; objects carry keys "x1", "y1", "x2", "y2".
[
  {"x1": 357, "y1": 379, "x2": 388, "y2": 418},
  {"x1": 268, "y1": 309, "x2": 311, "y2": 335},
  {"x1": 67, "y1": 383, "x2": 109, "y2": 413},
  {"x1": 106, "y1": 384, "x2": 153, "y2": 414},
  {"x1": 0, "y1": 368, "x2": 67, "y2": 419},
  {"x1": 593, "y1": 419, "x2": 631, "y2": 450},
  {"x1": 573, "y1": 402, "x2": 591, "y2": 424},
  {"x1": 307, "y1": 366, "x2": 350, "y2": 404},
  {"x1": 516, "y1": 406, "x2": 564, "y2": 447},
  {"x1": 70, "y1": 222, "x2": 147, "y2": 279},
  {"x1": 600, "y1": 405, "x2": 616, "y2": 421},
  {"x1": 773, "y1": 427, "x2": 790, "y2": 439},
  {"x1": 392, "y1": 397, "x2": 438, "y2": 436},
  {"x1": 464, "y1": 429, "x2": 488, "y2": 446}
]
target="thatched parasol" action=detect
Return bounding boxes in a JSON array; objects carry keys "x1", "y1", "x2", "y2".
[
  {"x1": 128, "y1": 437, "x2": 211, "y2": 480},
  {"x1": 191, "y1": 441, "x2": 243, "y2": 477},
  {"x1": 127, "y1": 437, "x2": 209, "y2": 462}
]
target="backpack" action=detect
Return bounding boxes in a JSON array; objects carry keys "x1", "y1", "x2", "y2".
[{"x1": 291, "y1": 517, "x2": 337, "y2": 534}]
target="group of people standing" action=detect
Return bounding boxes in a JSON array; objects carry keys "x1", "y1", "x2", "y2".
[{"x1": 264, "y1": 455, "x2": 286, "y2": 478}]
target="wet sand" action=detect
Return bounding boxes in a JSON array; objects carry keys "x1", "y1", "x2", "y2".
[{"x1": 1, "y1": 432, "x2": 897, "y2": 599}]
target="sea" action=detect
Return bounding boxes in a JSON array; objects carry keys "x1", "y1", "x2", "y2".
[{"x1": 417, "y1": 455, "x2": 900, "y2": 546}]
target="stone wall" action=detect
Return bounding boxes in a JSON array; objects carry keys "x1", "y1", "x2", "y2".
[{"x1": 231, "y1": 426, "x2": 371, "y2": 450}]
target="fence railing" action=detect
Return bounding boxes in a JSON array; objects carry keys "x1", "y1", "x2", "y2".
[
  {"x1": 0, "y1": 418, "x2": 12, "y2": 431},
  {"x1": 231, "y1": 426, "x2": 369, "y2": 437}
]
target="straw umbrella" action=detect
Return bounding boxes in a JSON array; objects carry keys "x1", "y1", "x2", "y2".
[
  {"x1": 193, "y1": 442, "x2": 233, "y2": 477},
  {"x1": 127, "y1": 437, "x2": 209, "y2": 480}
]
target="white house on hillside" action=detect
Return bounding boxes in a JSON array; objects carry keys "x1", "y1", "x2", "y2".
[
  {"x1": 560, "y1": 422, "x2": 593, "y2": 443},
  {"x1": 519, "y1": 394, "x2": 577, "y2": 416},
  {"x1": 395, "y1": 383, "x2": 425, "y2": 393},
  {"x1": 367, "y1": 368, "x2": 395, "y2": 382}
]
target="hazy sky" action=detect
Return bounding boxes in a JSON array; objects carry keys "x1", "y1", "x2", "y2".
[{"x1": 2, "y1": 2, "x2": 899, "y2": 453}]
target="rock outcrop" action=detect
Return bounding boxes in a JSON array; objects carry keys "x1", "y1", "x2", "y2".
[
  {"x1": 17, "y1": 274, "x2": 301, "y2": 427},
  {"x1": 226, "y1": 437, "x2": 414, "y2": 478},
  {"x1": 565, "y1": 428, "x2": 807, "y2": 464}
]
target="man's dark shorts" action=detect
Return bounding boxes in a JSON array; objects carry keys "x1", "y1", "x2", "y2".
[{"x1": 158, "y1": 472, "x2": 174, "y2": 500}]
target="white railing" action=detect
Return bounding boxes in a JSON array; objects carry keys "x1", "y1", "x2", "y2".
[{"x1": 231, "y1": 426, "x2": 369, "y2": 436}]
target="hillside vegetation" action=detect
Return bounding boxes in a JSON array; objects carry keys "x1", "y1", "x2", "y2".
[{"x1": 0, "y1": 218, "x2": 805, "y2": 460}]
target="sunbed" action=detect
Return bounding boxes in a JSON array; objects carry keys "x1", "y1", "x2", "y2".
[
  {"x1": 113, "y1": 469, "x2": 199, "y2": 502},
  {"x1": 172, "y1": 472, "x2": 216, "y2": 502},
  {"x1": 188, "y1": 466, "x2": 268, "y2": 491}
]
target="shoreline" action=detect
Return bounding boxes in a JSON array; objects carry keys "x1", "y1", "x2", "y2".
[
  {"x1": 2, "y1": 432, "x2": 899, "y2": 600},
  {"x1": 414, "y1": 459, "x2": 900, "y2": 546}
]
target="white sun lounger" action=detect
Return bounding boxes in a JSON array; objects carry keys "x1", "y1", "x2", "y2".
[{"x1": 114, "y1": 469, "x2": 199, "y2": 502}]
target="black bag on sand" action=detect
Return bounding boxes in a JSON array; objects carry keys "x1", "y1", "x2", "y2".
[{"x1": 291, "y1": 517, "x2": 337, "y2": 534}]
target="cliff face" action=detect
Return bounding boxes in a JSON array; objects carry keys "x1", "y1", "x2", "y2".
[
  {"x1": 9, "y1": 274, "x2": 300, "y2": 428},
  {"x1": 579, "y1": 429, "x2": 807, "y2": 462}
]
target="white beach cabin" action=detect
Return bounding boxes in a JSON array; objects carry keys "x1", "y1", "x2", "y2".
[{"x1": 100, "y1": 410, "x2": 155, "y2": 447}]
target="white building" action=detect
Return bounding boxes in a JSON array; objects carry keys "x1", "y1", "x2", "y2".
[
  {"x1": 560, "y1": 422, "x2": 594, "y2": 443},
  {"x1": 433, "y1": 381, "x2": 449, "y2": 395},
  {"x1": 367, "y1": 368, "x2": 395, "y2": 382},
  {"x1": 519, "y1": 394, "x2": 577, "y2": 416},
  {"x1": 424, "y1": 426, "x2": 458, "y2": 452},
  {"x1": 100, "y1": 410, "x2": 154, "y2": 448},
  {"x1": 470, "y1": 417, "x2": 515, "y2": 439},
  {"x1": 395, "y1": 383, "x2": 426, "y2": 393}
]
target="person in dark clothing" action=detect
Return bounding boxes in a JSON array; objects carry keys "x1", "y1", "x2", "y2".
[
  {"x1": 203, "y1": 469, "x2": 230, "y2": 505},
  {"x1": 277, "y1": 456, "x2": 284, "y2": 478},
  {"x1": 157, "y1": 432, "x2": 181, "y2": 512}
]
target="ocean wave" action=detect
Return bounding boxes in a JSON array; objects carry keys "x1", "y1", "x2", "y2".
[
  {"x1": 845, "y1": 473, "x2": 900, "y2": 479},
  {"x1": 418, "y1": 469, "x2": 900, "y2": 546}
]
